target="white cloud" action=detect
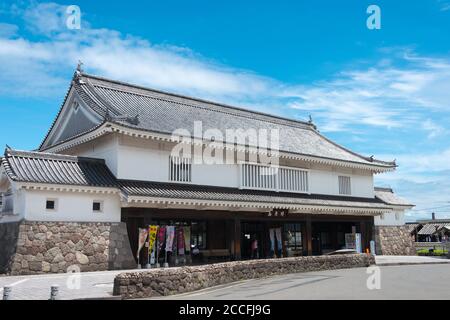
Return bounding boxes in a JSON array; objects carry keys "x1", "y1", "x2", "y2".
[
  {"x1": 439, "y1": 1, "x2": 450, "y2": 11},
  {"x1": 0, "y1": 1, "x2": 282, "y2": 102},
  {"x1": 0, "y1": 23, "x2": 18, "y2": 37},
  {"x1": 375, "y1": 148, "x2": 450, "y2": 220},
  {"x1": 422, "y1": 119, "x2": 447, "y2": 139}
]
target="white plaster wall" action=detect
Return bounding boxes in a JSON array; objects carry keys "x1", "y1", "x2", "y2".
[
  {"x1": 22, "y1": 190, "x2": 121, "y2": 223},
  {"x1": 61, "y1": 134, "x2": 376, "y2": 198},
  {"x1": 192, "y1": 163, "x2": 239, "y2": 187},
  {"x1": 117, "y1": 143, "x2": 169, "y2": 182},
  {"x1": 308, "y1": 167, "x2": 374, "y2": 198},
  {"x1": 374, "y1": 210, "x2": 405, "y2": 226},
  {"x1": 66, "y1": 134, "x2": 119, "y2": 177},
  {"x1": 113, "y1": 137, "x2": 376, "y2": 198}
]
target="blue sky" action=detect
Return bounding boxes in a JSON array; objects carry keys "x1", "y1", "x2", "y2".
[{"x1": 1, "y1": 0, "x2": 450, "y2": 220}]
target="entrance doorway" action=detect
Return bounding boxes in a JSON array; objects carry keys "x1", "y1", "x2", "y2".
[
  {"x1": 241, "y1": 222, "x2": 265, "y2": 259},
  {"x1": 312, "y1": 222, "x2": 356, "y2": 255}
]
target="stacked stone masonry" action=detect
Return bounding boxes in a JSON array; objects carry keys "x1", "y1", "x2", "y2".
[
  {"x1": 0, "y1": 222, "x2": 21, "y2": 274},
  {"x1": 113, "y1": 254, "x2": 375, "y2": 299},
  {"x1": 374, "y1": 226, "x2": 416, "y2": 256},
  {"x1": 1, "y1": 221, "x2": 136, "y2": 275}
]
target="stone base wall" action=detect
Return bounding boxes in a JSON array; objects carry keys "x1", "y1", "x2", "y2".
[
  {"x1": 374, "y1": 226, "x2": 416, "y2": 256},
  {"x1": 113, "y1": 254, "x2": 375, "y2": 299},
  {"x1": 0, "y1": 222, "x2": 21, "y2": 274},
  {"x1": 2, "y1": 221, "x2": 136, "y2": 275}
]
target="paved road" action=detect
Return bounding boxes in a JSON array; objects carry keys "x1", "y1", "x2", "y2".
[
  {"x1": 153, "y1": 264, "x2": 450, "y2": 300},
  {"x1": 1, "y1": 260, "x2": 449, "y2": 300}
]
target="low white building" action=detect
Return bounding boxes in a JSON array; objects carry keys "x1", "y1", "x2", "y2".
[{"x1": 0, "y1": 68, "x2": 414, "y2": 275}]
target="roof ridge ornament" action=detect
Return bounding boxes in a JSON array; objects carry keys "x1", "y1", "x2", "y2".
[
  {"x1": 73, "y1": 60, "x2": 85, "y2": 84},
  {"x1": 76, "y1": 60, "x2": 84, "y2": 73},
  {"x1": 308, "y1": 114, "x2": 317, "y2": 130}
]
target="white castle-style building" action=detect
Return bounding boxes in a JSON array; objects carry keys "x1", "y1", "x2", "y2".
[{"x1": 0, "y1": 68, "x2": 414, "y2": 275}]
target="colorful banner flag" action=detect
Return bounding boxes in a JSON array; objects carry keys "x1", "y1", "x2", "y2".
[
  {"x1": 148, "y1": 225, "x2": 158, "y2": 257},
  {"x1": 183, "y1": 226, "x2": 191, "y2": 253},
  {"x1": 137, "y1": 228, "x2": 149, "y2": 259},
  {"x1": 177, "y1": 227, "x2": 185, "y2": 255},
  {"x1": 165, "y1": 226, "x2": 175, "y2": 252},
  {"x1": 157, "y1": 226, "x2": 166, "y2": 253}
]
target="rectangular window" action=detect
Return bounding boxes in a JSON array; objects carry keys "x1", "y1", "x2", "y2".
[
  {"x1": 338, "y1": 176, "x2": 351, "y2": 195},
  {"x1": 240, "y1": 163, "x2": 309, "y2": 193},
  {"x1": 169, "y1": 156, "x2": 192, "y2": 182},
  {"x1": 93, "y1": 201, "x2": 103, "y2": 212},
  {"x1": 46, "y1": 199, "x2": 56, "y2": 211},
  {"x1": 191, "y1": 221, "x2": 207, "y2": 250},
  {"x1": 283, "y1": 223, "x2": 303, "y2": 257}
]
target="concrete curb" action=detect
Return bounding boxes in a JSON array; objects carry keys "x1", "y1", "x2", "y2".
[{"x1": 376, "y1": 261, "x2": 450, "y2": 267}]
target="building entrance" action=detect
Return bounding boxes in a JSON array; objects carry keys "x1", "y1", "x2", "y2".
[{"x1": 241, "y1": 222, "x2": 265, "y2": 259}]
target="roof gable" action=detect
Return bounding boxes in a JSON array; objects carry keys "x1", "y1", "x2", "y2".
[{"x1": 40, "y1": 81, "x2": 104, "y2": 150}]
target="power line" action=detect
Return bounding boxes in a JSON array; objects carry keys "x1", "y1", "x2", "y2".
[{"x1": 410, "y1": 205, "x2": 450, "y2": 212}]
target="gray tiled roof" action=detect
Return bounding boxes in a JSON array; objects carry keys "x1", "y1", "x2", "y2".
[
  {"x1": 406, "y1": 223, "x2": 420, "y2": 233},
  {"x1": 418, "y1": 223, "x2": 450, "y2": 235},
  {"x1": 40, "y1": 72, "x2": 396, "y2": 169},
  {"x1": 2, "y1": 149, "x2": 117, "y2": 188},
  {"x1": 119, "y1": 180, "x2": 391, "y2": 209},
  {"x1": 374, "y1": 187, "x2": 414, "y2": 207}
]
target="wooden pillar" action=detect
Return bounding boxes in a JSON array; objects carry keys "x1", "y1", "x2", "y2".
[
  {"x1": 233, "y1": 218, "x2": 241, "y2": 260},
  {"x1": 360, "y1": 220, "x2": 367, "y2": 253},
  {"x1": 306, "y1": 216, "x2": 313, "y2": 256}
]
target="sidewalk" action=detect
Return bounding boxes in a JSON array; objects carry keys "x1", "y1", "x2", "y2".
[
  {"x1": 375, "y1": 255, "x2": 450, "y2": 266},
  {"x1": 0, "y1": 269, "x2": 145, "y2": 300}
]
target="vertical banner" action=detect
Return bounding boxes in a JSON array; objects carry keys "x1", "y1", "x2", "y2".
[
  {"x1": 165, "y1": 226, "x2": 175, "y2": 252},
  {"x1": 269, "y1": 228, "x2": 275, "y2": 253},
  {"x1": 137, "y1": 228, "x2": 149, "y2": 261},
  {"x1": 355, "y1": 233, "x2": 362, "y2": 253},
  {"x1": 183, "y1": 226, "x2": 191, "y2": 253},
  {"x1": 177, "y1": 227, "x2": 185, "y2": 255},
  {"x1": 156, "y1": 226, "x2": 166, "y2": 265},
  {"x1": 157, "y1": 226, "x2": 166, "y2": 254},
  {"x1": 275, "y1": 228, "x2": 283, "y2": 255},
  {"x1": 148, "y1": 225, "x2": 158, "y2": 257}
]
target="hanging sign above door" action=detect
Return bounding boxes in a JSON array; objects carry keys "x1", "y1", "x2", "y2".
[{"x1": 268, "y1": 208, "x2": 289, "y2": 217}]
